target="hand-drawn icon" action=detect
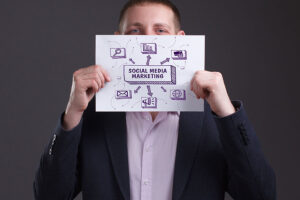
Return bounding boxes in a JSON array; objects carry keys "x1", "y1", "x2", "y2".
[
  {"x1": 115, "y1": 90, "x2": 132, "y2": 99},
  {"x1": 146, "y1": 85, "x2": 153, "y2": 96},
  {"x1": 110, "y1": 48, "x2": 126, "y2": 59},
  {"x1": 170, "y1": 89, "x2": 186, "y2": 100},
  {"x1": 141, "y1": 43, "x2": 157, "y2": 54},
  {"x1": 171, "y1": 50, "x2": 187, "y2": 60},
  {"x1": 161, "y1": 86, "x2": 167, "y2": 92},
  {"x1": 134, "y1": 86, "x2": 141, "y2": 94},
  {"x1": 146, "y1": 55, "x2": 151, "y2": 65},
  {"x1": 160, "y1": 58, "x2": 170, "y2": 65},
  {"x1": 129, "y1": 58, "x2": 135, "y2": 64},
  {"x1": 141, "y1": 97, "x2": 157, "y2": 108}
]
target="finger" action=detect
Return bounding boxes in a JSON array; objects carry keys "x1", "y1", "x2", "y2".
[
  {"x1": 190, "y1": 75, "x2": 196, "y2": 91},
  {"x1": 91, "y1": 79, "x2": 99, "y2": 94},
  {"x1": 97, "y1": 71, "x2": 105, "y2": 88},
  {"x1": 191, "y1": 82, "x2": 200, "y2": 99},
  {"x1": 191, "y1": 70, "x2": 205, "y2": 93},
  {"x1": 196, "y1": 87, "x2": 206, "y2": 99},
  {"x1": 80, "y1": 73, "x2": 102, "y2": 90},
  {"x1": 190, "y1": 81, "x2": 198, "y2": 98},
  {"x1": 94, "y1": 66, "x2": 106, "y2": 87},
  {"x1": 190, "y1": 75, "x2": 201, "y2": 98},
  {"x1": 192, "y1": 78, "x2": 206, "y2": 99},
  {"x1": 100, "y1": 67, "x2": 111, "y2": 82},
  {"x1": 84, "y1": 79, "x2": 99, "y2": 94},
  {"x1": 86, "y1": 65, "x2": 99, "y2": 74}
]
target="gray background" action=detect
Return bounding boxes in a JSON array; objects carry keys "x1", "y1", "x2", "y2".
[{"x1": 0, "y1": 0, "x2": 299, "y2": 199}]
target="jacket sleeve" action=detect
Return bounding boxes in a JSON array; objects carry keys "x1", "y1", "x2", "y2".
[
  {"x1": 214, "y1": 101, "x2": 276, "y2": 200},
  {"x1": 33, "y1": 113, "x2": 83, "y2": 200}
]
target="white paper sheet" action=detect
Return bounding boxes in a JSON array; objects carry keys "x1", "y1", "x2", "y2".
[{"x1": 95, "y1": 35, "x2": 205, "y2": 112}]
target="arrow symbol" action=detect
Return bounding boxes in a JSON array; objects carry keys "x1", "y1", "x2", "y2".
[
  {"x1": 160, "y1": 58, "x2": 170, "y2": 65},
  {"x1": 129, "y1": 58, "x2": 135, "y2": 64},
  {"x1": 161, "y1": 86, "x2": 167, "y2": 92},
  {"x1": 147, "y1": 85, "x2": 153, "y2": 96},
  {"x1": 134, "y1": 86, "x2": 141, "y2": 94},
  {"x1": 146, "y1": 55, "x2": 151, "y2": 65}
]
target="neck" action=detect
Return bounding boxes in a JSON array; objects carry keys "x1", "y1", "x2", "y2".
[{"x1": 149, "y1": 112, "x2": 159, "y2": 122}]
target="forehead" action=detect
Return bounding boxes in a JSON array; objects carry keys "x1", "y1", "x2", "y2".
[{"x1": 121, "y1": 3, "x2": 175, "y2": 28}]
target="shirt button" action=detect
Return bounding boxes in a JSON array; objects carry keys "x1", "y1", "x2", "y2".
[
  {"x1": 145, "y1": 145, "x2": 152, "y2": 152},
  {"x1": 143, "y1": 180, "x2": 150, "y2": 185}
]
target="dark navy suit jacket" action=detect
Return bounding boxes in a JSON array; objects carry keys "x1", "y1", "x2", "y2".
[{"x1": 34, "y1": 100, "x2": 276, "y2": 200}]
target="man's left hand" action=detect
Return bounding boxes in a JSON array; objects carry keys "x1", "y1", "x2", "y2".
[{"x1": 190, "y1": 70, "x2": 235, "y2": 117}]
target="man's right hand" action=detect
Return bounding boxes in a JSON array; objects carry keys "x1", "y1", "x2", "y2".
[{"x1": 63, "y1": 65, "x2": 111, "y2": 130}]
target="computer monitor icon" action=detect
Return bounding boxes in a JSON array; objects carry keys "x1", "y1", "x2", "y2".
[
  {"x1": 171, "y1": 50, "x2": 187, "y2": 60},
  {"x1": 141, "y1": 43, "x2": 157, "y2": 54},
  {"x1": 110, "y1": 48, "x2": 126, "y2": 59}
]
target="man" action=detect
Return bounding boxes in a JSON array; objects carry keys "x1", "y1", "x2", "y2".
[{"x1": 34, "y1": 0, "x2": 276, "y2": 199}]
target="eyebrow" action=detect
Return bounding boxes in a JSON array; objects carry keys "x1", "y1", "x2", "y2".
[
  {"x1": 153, "y1": 23, "x2": 171, "y2": 29},
  {"x1": 126, "y1": 22, "x2": 171, "y2": 29},
  {"x1": 126, "y1": 22, "x2": 143, "y2": 28}
]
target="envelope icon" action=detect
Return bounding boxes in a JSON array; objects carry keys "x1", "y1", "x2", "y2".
[{"x1": 115, "y1": 90, "x2": 132, "y2": 99}]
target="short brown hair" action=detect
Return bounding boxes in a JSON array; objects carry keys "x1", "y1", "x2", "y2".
[{"x1": 118, "y1": 0, "x2": 181, "y2": 31}]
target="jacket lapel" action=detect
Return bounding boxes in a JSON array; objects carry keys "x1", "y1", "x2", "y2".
[
  {"x1": 104, "y1": 112, "x2": 130, "y2": 200},
  {"x1": 172, "y1": 111, "x2": 205, "y2": 200}
]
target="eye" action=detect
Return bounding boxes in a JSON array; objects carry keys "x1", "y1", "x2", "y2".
[
  {"x1": 155, "y1": 28, "x2": 169, "y2": 34},
  {"x1": 129, "y1": 29, "x2": 140, "y2": 34}
]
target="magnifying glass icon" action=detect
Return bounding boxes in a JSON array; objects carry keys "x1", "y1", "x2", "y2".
[{"x1": 113, "y1": 48, "x2": 122, "y2": 57}]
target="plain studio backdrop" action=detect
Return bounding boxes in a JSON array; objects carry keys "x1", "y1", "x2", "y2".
[{"x1": 0, "y1": 0, "x2": 299, "y2": 199}]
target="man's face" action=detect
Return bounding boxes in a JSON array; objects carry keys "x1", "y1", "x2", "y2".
[{"x1": 117, "y1": 3, "x2": 185, "y2": 35}]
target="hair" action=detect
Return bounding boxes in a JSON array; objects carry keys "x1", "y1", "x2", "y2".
[{"x1": 118, "y1": 0, "x2": 181, "y2": 31}]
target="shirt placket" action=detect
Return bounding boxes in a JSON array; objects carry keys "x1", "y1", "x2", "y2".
[{"x1": 140, "y1": 116, "x2": 154, "y2": 200}]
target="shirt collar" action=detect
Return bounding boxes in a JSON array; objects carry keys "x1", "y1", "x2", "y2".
[{"x1": 126, "y1": 111, "x2": 180, "y2": 121}]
